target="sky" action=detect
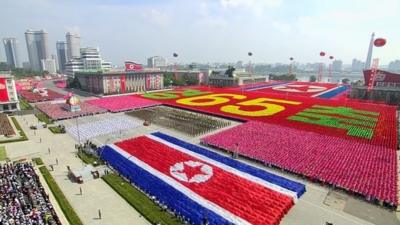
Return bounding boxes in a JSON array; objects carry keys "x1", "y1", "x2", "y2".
[{"x1": 1, "y1": 0, "x2": 399, "y2": 66}]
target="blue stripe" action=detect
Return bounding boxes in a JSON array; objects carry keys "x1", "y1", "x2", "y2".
[
  {"x1": 317, "y1": 85, "x2": 349, "y2": 99},
  {"x1": 100, "y1": 145, "x2": 234, "y2": 225},
  {"x1": 151, "y1": 132, "x2": 306, "y2": 198}
]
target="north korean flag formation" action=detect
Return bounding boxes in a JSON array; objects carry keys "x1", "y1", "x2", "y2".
[{"x1": 100, "y1": 132, "x2": 305, "y2": 225}]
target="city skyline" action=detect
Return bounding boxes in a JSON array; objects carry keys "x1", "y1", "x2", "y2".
[{"x1": 0, "y1": 0, "x2": 399, "y2": 66}]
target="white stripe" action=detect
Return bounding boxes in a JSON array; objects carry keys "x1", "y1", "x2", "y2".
[
  {"x1": 147, "y1": 134, "x2": 298, "y2": 202},
  {"x1": 107, "y1": 144, "x2": 252, "y2": 225},
  {"x1": 311, "y1": 85, "x2": 341, "y2": 97},
  {"x1": 245, "y1": 82, "x2": 292, "y2": 91}
]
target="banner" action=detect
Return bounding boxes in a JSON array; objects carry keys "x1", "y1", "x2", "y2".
[
  {"x1": 121, "y1": 74, "x2": 126, "y2": 93},
  {"x1": 125, "y1": 61, "x2": 143, "y2": 71},
  {"x1": 0, "y1": 78, "x2": 9, "y2": 102},
  {"x1": 364, "y1": 69, "x2": 400, "y2": 88}
]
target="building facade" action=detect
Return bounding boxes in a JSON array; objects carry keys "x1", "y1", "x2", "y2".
[
  {"x1": 332, "y1": 60, "x2": 343, "y2": 72},
  {"x1": 352, "y1": 59, "x2": 365, "y2": 72},
  {"x1": 388, "y1": 60, "x2": 400, "y2": 73},
  {"x1": 41, "y1": 59, "x2": 57, "y2": 74},
  {"x1": 75, "y1": 71, "x2": 164, "y2": 95},
  {"x1": 66, "y1": 32, "x2": 81, "y2": 61},
  {"x1": 56, "y1": 41, "x2": 68, "y2": 72},
  {"x1": 208, "y1": 70, "x2": 267, "y2": 87},
  {"x1": 0, "y1": 73, "x2": 19, "y2": 112},
  {"x1": 25, "y1": 30, "x2": 50, "y2": 71},
  {"x1": 2, "y1": 38, "x2": 21, "y2": 68},
  {"x1": 65, "y1": 47, "x2": 111, "y2": 77},
  {"x1": 147, "y1": 56, "x2": 167, "y2": 68},
  {"x1": 350, "y1": 69, "x2": 400, "y2": 105}
]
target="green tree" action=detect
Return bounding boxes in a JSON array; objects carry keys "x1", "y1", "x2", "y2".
[
  {"x1": 342, "y1": 78, "x2": 350, "y2": 84},
  {"x1": 309, "y1": 75, "x2": 317, "y2": 82},
  {"x1": 0, "y1": 62, "x2": 10, "y2": 71}
]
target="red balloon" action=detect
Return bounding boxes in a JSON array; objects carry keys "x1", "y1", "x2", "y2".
[
  {"x1": 329, "y1": 56, "x2": 334, "y2": 60},
  {"x1": 374, "y1": 38, "x2": 386, "y2": 47},
  {"x1": 290, "y1": 57, "x2": 294, "y2": 61},
  {"x1": 320, "y1": 51, "x2": 326, "y2": 56}
]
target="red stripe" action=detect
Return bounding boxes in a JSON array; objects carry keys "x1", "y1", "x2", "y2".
[{"x1": 115, "y1": 136, "x2": 293, "y2": 225}]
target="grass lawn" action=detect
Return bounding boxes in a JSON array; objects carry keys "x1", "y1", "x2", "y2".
[
  {"x1": 35, "y1": 113, "x2": 54, "y2": 124},
  {"x1": 49, "y1": 126, "x2": 64, "y2": 134},
  {"x1": 19, "y1": 98, "x2": 33, "y2": 110},
  {"x1": 102, "y1": 173, "x2": 183, "y2": 225},
  {"x1": 77, "y1": 151, "x2": 102, "y2": 166},
  {"x1": 0, "y1": 146, "x2": 7, "y2": 161},
  {"x1": 32, "y1": 157, "x2": 44, "y2": 165},
  {"x1": 0, "y1": 117, "x2": 28, "y2": 144},
  {"x1": 39, "y1": 165, "x2": 83, "y2": 225}
]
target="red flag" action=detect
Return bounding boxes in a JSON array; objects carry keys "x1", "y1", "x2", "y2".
[{"x1": 125, "y1": 61, "x2": 143, "y2": 71}]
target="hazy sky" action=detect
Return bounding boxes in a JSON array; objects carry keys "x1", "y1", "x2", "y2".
[{"x1": 1, "y1": 0, "x2": 399, "y2": 66}]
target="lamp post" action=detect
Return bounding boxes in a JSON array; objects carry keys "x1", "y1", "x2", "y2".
[
  {"x1": 318, "y1": 51, "x2": 326, "y2": 82},
  {"x1": 328, "y1": 56, "x2": 334, "y2": 83},
  {"x1": 173, "y1": 53, "x2": 178, "y2": 81},
  {"x1": 247, "y1": 52, "x2": 253, "y2": 76},
  {"x1": 289, "y1": 57, "x2": 294, "y2": 75}
]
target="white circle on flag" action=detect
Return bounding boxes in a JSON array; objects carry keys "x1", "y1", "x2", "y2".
[
  {"x1": 170, "y1": 160, "x2": 213, "y2": 183},
  {"x1": 0, "y1": 83, "x2": 5, "y2": 90},
  {"x1": 272, "y1": 84, "x2": 327, "y2": 93},
  {"x1": 129, "y1": 64, "x2": 134, "y2": 69}
]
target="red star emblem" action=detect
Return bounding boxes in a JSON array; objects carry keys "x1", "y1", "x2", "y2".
[
  {"x1": 182, "y1": 163, "x2": 207, "y2": 180},
  {"x1": 290, "y1": 85, "x2": 310, "y2": 92}
]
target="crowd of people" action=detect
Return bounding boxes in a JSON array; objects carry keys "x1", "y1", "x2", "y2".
[
  {"x1": 127, "y1": 106, "x2": 231, "y2": 136},
  {"x1": 0, "y1": 113, "x2": 15, "y2": 137},
  {"x1": 19, "y1": 90, "x2": 64, "y2": 103},
  {"x1": 0, "y1": 163, "x2": 61, "y2": 225},
  {"x1": 36, "y1": 102, "x2": 107, "y2": 120},
  {"x1": 86, "y1": 95, "x2": 160, "y2": 112},
  {"x1": 201, "y1": 121, "x2": 397, "y2": 208}
]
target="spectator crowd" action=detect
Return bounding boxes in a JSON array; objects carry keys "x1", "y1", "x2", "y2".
[{"x1": 0, "y1": 163, "x2": 61, "y2": 225}]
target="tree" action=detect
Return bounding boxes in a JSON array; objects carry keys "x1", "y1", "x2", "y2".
[
  {"x1": 309, "y1": 75, "x2": 317, "y2": 82},
  {"x1": 269, "y1": 73, "x2": 296, "y2": 81},
  {"x1": 342, "y1": 78, "x2": 350, "y2": 84},
  {"x1": 0, "y1": 62, "x2": 10, "y2": 71}
]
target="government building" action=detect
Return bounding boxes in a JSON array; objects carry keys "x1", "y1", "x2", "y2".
[{"x1": 74, "y1": 70, "x2": 164, "y2": 95}]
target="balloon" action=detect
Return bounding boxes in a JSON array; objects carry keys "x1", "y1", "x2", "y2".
[
  {"x1": 329, "y1": 56, "x2": 334, "y2": 60},
  {"x1": 320, "y1": 51, "x2": 326, "y2": 57},
  {"x1": 374, "y1": 38, "x2": 386, "y2": 47},
  {"x1": 290, "y1": 57, "x2": 294, "y2": 61},
  {"x1": 248, "y1": 52, "x2": 253, "y2": 56},
  {"x1": 173, "y1": 53, "x2": 178, "y2": 57}
]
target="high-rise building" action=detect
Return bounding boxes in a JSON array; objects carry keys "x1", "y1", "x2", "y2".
[
  {"x1": 352, "y1": 59, "x2": 365, "y2": 72},
  {"x1": 25, "y1": 29, "x2": 50, "y2": 71},
  {"x1": 332, "y1": 60, "x2": 343, "y2": 72},
  {"x1": 51, "y1": 54, "x2": 58, "y2": 71},
  {"x1": 388, "y1": 60, "x2": 400, "y2": 72},
  {"x1": 2, "y1": 38, "x2": 21, "y2": 68},
  {"x1": 22, "y1": 62, "x2": 30, "y2": 70},
  {"x1": 365, "y1": 32, "x2": 375, "y2": 69},
  {"x1": 56, "y1": 41, "x2": 68, "y2": 72},
  {"x1": 65, "y1": 47, "x2": 111, "y2": 77},
  {"x1": 66, "y1": 32, "x2": 80, "y2": 61},
  {"x1": 147, "y1": 56, "x2": 166, "y2": 68},
  {"x1": 41, "y1": 59, "x2": 57, "y2": 74}
]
